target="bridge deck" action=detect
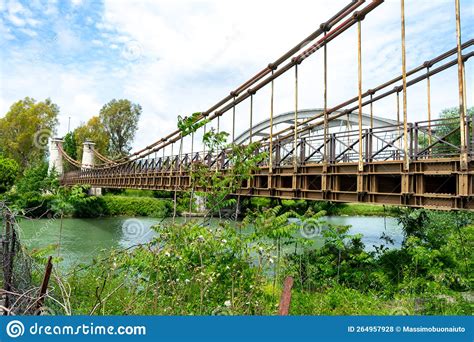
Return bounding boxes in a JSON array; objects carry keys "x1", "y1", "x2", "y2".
[{"x1": 62, "y1": 158, "x2": 473, "y2": 210}]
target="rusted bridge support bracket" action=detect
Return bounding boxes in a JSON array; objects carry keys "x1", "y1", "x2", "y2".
[{"x1": 458, "y1": 173, "x2": 469, "y2": 197}]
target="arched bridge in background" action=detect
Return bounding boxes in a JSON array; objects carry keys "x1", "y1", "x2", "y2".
[{"x1": 52, "y1": 0, "x2": 473, "y2": 210}]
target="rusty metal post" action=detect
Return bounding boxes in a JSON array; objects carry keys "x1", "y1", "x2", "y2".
[
  {"x1": 322, "y1": 31, "x2": 329, "y2": 194},
  {"x1": 357, "y1": 19, "x2": 364, "y2": 173},
  {"x1": 269, "y1": 70, "x2": 275, "y2": 174},
  {"x1": 293, "y1": 64, "x2": 299, "y2": 172},
  {"x1": 2, "y1": 210, "x2": 12, "y2": 314},
  {"x1": 370, "y1": 93, "x2": 374, "y2": 130},
  {"x1": 300, "y1": 138, "x2": 306, "y2": 164},
  {"x1": 170, "y1": 142, "x2": 174, "y2": 175},
  {"x1": 35, "y1": 256, "x2": 53, "y2": 314},
  {"x1": 278, "y1": 276, "x2": 294, "y2": 315},
  {"x1": 396, "y1": 90, "x2": 401, "y2": 153},
  {"x1": 249, "y1": 94, "x2": 254, "y2": 144},
  {"x1": 275, "y1": 142, "x2": 281, "y2": 166},
  {"x1": 203, "y1": 123, "x2": 207, "y2": 155},
  {"x1": 414, "y1": 123, "x2": 419, "y2": 160},
  {"x1": 356, "y1": 18, "x2": 365, "y2": 199},
  {"x1": 232, "y1": 96, "x2": 236, "y2": 143},
  {"x1": 456, "y1": 0, "x2": 468, "y2": 171},
  {"x1": 426, "y1": 66, "x2": 432, "y2": 147},
  {"x1": 401, "y1": 0, "x2": 409, "y2": 172},
  {"x1": 400, "y1": 0, "x2": 411, "y2": 200}
]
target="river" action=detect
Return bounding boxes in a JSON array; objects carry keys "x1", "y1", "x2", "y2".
[{"x1": 17, "y1": 215, "x2": 403, "y2": 269}]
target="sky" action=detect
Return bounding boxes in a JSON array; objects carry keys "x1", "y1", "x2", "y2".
[{"x1": 0, "y1": 0, "x2": 473, "y2": 154}]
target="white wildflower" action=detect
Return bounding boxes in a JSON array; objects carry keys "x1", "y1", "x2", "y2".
[{"x1": 224, "y1": 300, "x2": 231, "y2": 307}]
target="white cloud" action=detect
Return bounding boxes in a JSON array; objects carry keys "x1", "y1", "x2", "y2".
[
  {"x1": 19, "y1": 27, "x2": 37, "y2": 37},
  {"x1": 4, "y1": 0, "x2": 41, "y2": 27},
  {"x1": 1, "y1": 0, "x2": 473, "y2": 155},
  {"x1": 0, "y1": 60, "x2": 108, "y2": 136},
  {"x1": 7, "y1": 13, "x2": 25, "y2": 26},
  {"x1": 71, "y1": 0, "x2": 84, "y2": 7},
  {"x1": 0, "y1": 19, "x2": 15, "y2": 40},
  {"x1": 91, "y1": 0, "x2": 472, "y2": 151},
  {"x1": 91, "y1": 39, "x2": 104, "y2": 46}
]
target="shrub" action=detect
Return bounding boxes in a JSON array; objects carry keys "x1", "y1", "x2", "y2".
[{"x1": 101, "y1": 195, "x2": 172, "y2": 217}]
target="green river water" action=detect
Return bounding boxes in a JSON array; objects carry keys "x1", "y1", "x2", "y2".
[{"x1": 17, "y1": 216, "x2": 403, "y2": 269}]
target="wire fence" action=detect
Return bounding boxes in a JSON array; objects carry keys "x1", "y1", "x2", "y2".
[{"x1": 0, "y1": 202, "x2": 50, "y2": 315}]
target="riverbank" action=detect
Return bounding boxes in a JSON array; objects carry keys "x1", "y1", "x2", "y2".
[
  {"x1": 32, "y1": 190, "x2": 401, "y2": 219},
  {"x1": 327, "y1": 203, "x2": 398, "y2": 217},
  {"x1": 41, "y1": 213, "x2": 472, "y2": 315}
]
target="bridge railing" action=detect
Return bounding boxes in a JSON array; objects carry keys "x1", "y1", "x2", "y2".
[{"x1": 61, "y1": 116, "x2": 470, "y2": 186}]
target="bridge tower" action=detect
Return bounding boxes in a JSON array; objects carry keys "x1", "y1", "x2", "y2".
[
  {"x1": 48, "y1": 137, "x2": 64, "y2": 175},
  {"x1": 82, "y1": 140, "x2": 95, "y2": 168},
  {"x1": 82, "y1": 140, "x2": 102, "y2": 196}
]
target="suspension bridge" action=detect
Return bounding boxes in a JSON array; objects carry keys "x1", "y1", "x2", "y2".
[{"x1": 50, "y1": 0, "x2": 473, "y2": 210}]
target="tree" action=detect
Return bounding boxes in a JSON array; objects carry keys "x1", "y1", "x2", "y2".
[
  {"x1": 63, "y1": 132, "x2": 77, "y2": 160},
  {"x1": 73, "y1": 116, "x2": 109, "y2": 162},
  {"x1": 435, "y1": 107, "x2": 473, "y2": 147},
  {"x1": 190, "y1": 128, "x2": 267, "y2": 217},
  {"x1": 99, "y1": 99, "x2": 142, "y2": 157},
  {"x1": 0, "y1": 155, "x2": 19, "y2": 193},
  {"x1": 10, "y1": 162, "x2": 59, "y2": 216},
  {"x1": 0, "y1": 97, "x2": 59, "y2": 169},
  {"x1": 62, "y1": 132, "x2": 77, "y2": 171}
]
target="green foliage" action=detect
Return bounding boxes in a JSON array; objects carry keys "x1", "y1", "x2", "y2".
[
  {"x1": 0, "y1": 155, "x2": 19, "y2": 193},
  {"x1": 191, "y1": 130, "x2": 267, "y2": 215},
  {"x1": 396, "y1": 208, "x2": 429, "y2": 240},
  {"x1": 7, "y1": 162, "x2": 59, "y2": 216},
  {"x1": 436, "y1": 107, "x2": 474, "y2": 147},
  {"x1": 101, "y1": 195, "x2": 172, "y2": 217},
  {"x1": 0, "y1": 97, "x2": 59, "y2": 169},
  {"x1": 62, "y1": 221, "x2": 270, "y2": 315},
  {"x1": 99, "y1": 99, "x2": 142, "y2": 157},
  {"x1": 65, "y1": 185, "x2": 107, "y2": 218},
  {"x1": 284, "y1": 208, "x2": 474, "y2": 310},
  {"x1": 63, "y1": 132, "x2": 77, "y2": 160},
  {"x1": 177, "y1": 112, "x2": 209, "y2": 135},
  {"x1": 73, "y1": 116, "x2": 110, "y2": 160},
  {"x1": 314, "y1": 202, "x2": 398, "y2": 217},
  {"x1": 281, "y1": 199, "x2": 308, "y2": 214},
  {"x1": 202, "y1": 128, "x2": 229, "y2": 153},
  {"x1": 242, "y1": 197, "x2": 274, "y2": 211}
]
